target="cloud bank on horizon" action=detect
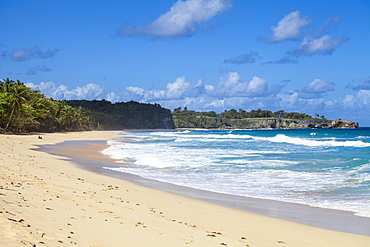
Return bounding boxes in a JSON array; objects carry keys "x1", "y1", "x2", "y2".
[
  {"x1": 26, "y1": 72, "x2": 369, "y2": 124},
  {"x1": 1, "y1": 0, "x2": 369, "y2": 125}
]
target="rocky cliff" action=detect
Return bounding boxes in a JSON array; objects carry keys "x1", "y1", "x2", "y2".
[
  {"x1": 173, "y1": 115, "x2": 358, "y2": 129},
  {"x1": 222, "y1": 119, "x2": 359, "y2": 129},
  {"x1": 172, "y1": 109, "x2": 359, "y2": 129}
]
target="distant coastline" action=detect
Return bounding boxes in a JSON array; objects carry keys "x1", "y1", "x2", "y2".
[
  {"x1": 0, "y1": 80, "x2": 359, "y2": 134},
  {"x1": 65, "y1": 101, "x2": 359, "y2": 131},
  {"x1": 172, "y1": 108, "x2": 358, "y2": 130},
  {"x1": 175, "y1": 119, "x2": 359, "y2": 130}
]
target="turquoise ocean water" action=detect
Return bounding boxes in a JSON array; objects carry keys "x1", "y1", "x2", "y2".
[{"x1": 102, "y1": 128, "x2": 370, "y2": 217}]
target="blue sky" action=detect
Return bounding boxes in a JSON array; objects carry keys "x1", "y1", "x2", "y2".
[{"x1": 1, "y1": 0, "x2": 369, "y2": 126}]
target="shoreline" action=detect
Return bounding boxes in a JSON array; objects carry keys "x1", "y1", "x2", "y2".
[
  {"x1": 42, "y1": 139, "x2": 370, "y2": 237},
  {"x1": 1, "y1": 131, "x2": 370, "y2": 246}
]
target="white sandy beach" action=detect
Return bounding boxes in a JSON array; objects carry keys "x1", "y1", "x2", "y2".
[{"x1": 1, "y1": 131, "x2": 369, "y2": 247}]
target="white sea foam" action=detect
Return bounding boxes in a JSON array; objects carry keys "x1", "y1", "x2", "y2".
[
  {"x1": 151, "y1": 131, "x2": 370, "y2": 147},
  {"x1": 101, "y1": 129, "x2": 370, "y2": 218},
  {"x1": 349, "y1": 163, "x2": 370, "y2": 173},
  {"x1": 151, "y1": 131, "x2": 254, "y2": 140},
  {"x1": 223, "y1": 159, "x2": 298, "y2": 167},
  {"x1": 357, "y1": 135, "x2": 370, "y2": 139},
  {"x1": 106, "y1": 139, "x2": 123, "y2": 145},
  {"x1": 252, "y1": 134, "x2": 370, "y2": 147}
]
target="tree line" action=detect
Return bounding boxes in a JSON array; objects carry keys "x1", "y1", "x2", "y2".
[
  {"x1": 172, "y1": 107, "x2": 319, "y2": 129},
  {"x1": 0, "y1": 78, "x2": 92, "y2": 133},
  {"x1": 0, "y1": 78, "x2": 176, "y2": 133},
  {"x1": 1, "y1": 77, "x2": 329, "y2": 133},
  {"x1": 66, "y1": 100, "x2": 175, "y2": 129}
]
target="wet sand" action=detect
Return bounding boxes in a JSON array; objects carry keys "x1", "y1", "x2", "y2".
[
  {"x1": 1, "y1": 131, "x2": 369, "y2": 247},
  {"x1": 44, "y1": 139, "x2": 370, "y2": 236}
]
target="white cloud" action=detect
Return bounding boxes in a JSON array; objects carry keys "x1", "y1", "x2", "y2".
[
  {"x1": 263, "y1": 56, "x2": 298, "y2": 65},
  {"x1": 216, "y1": 72, "x2": 271, "y2": 97},
  {"x1": 204, "y1": 84, "x2": 215, "y2": 92},
  {"x1": 216, "y1": 71, "x2": 242, "y2": 95},
  {"x1": 277, "y1": 91, "x2": 299, "y2": 107},
  {"x1": 270, "y1": 11, "x2": 311, "y2": 42},
  {"x1": 25, "y1": 81, "x2": 57, "y2": 96},
  {"x1": 119, "y1": 72, "x2": 285, "y2": 113},
  {"x1": 124, "y1": 76, "x2": 211, "y2": 102},
  {"x1": 106, "y1": 91, "x2": 120, "y2": 102},
  {"x1": 347, "y1": 78, "x2": 370, "y2": 91},
  {"x1": 247, "y1": 76, "x2": 268, "y2": 96},
  {"x1": 205, "y1": 99, "x2": 224, "y2": 108},
  {"x1": 325, "y1": 90, "x2": 370, "y2": 124},
  {"x1": 356, "y1": 90, "x2": 370, "y2": 105},
  {"x1": 262, "y1": 12, "x2": 348, "y2": 57},
  {"x1": 294, "y1": 35, "x2": 347, "y2": 55},
  {"x1": 317, "y1": 16, "x2": 341, "y2": 36},
  {"x1": 166, "y1": 76, "x2": 192, "y2": 98},
  {"x1": 342, "y1": 94, "x2": 355, "y2": 108},
  {"x1": 126, "y1": 86, "x2": 146, "y2": 96},
  {"x1": 25, "y1": 81, "x2": 105, "y2": 100},
  {"x1": 118, "y1": 0, "x2": 231, "y2": 38},
  {"x1": 329, "y1": 90, "x2": 370, "y2": 111},
  {"x1": 3, "y1": 46, "x2": 59, "y2": 62},
  {"x1": 24, "y1": 74, "x2": 370, "y2": 125},
  {"x1": 72, "y1": 83, "x2": 104, "y2": 99},
  {"x1": 300, "y1": 78, "x2": 335, "y2": 99},
  {"x1": 303, "y1": 78, "x2": 335, "y2": 93},
  {"x1": 12, "y1": 49, "x2": 28, "y2": 61},
  {"x1": 120, "y1": 73, "x2": 282, "y2": 112},
  {"x1": 165, "y1": 85, "x2": 370, "y2": 126},
  {"x1": 126, "y1": 86, "x2": 166, "y2": 101},
  {"x1": 26, "y1": 65, "x2": 51, "y2": 75},
  {"x1": 224, "y1": 51, "x2": 260, "y2": 64}
]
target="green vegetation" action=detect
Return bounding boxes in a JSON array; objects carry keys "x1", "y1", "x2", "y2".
[
  {"x1": 66, "y1": 100, "x2": 175, "y2": 130},
  {"x1": 0, "y1": 78, "x2": 92, "y2": 133},
  {"x1": 172, "y1": 107, "x2": 319, "y2": 129},
  {"x1": 1, "y1": 77, "x2": 343, "y2": 133},
  {"x1": 0, "y1": 78, "x2": 176, "y2": 133}
]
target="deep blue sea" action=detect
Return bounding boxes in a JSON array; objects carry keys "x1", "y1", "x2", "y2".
[{"x1": 102, "y1": 128, "x2": 370, "y2": 217}]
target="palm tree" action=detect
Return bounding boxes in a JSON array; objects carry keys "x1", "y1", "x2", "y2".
[
  {"x1": 72, "y1": 107, "x2": 84, "y2": 130},
  {"x1": 3, "y1": 83, "x2": 28, "y2": 132},
  {"x1": 58, "y1": 104, "x2": 75, "y2": 131},
  {"x1": 15, "y1": 79, "x2": 24, "y2": 86},
  {"x1": 1, "y1": 78, "x2": 14, "y2": 93}
]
